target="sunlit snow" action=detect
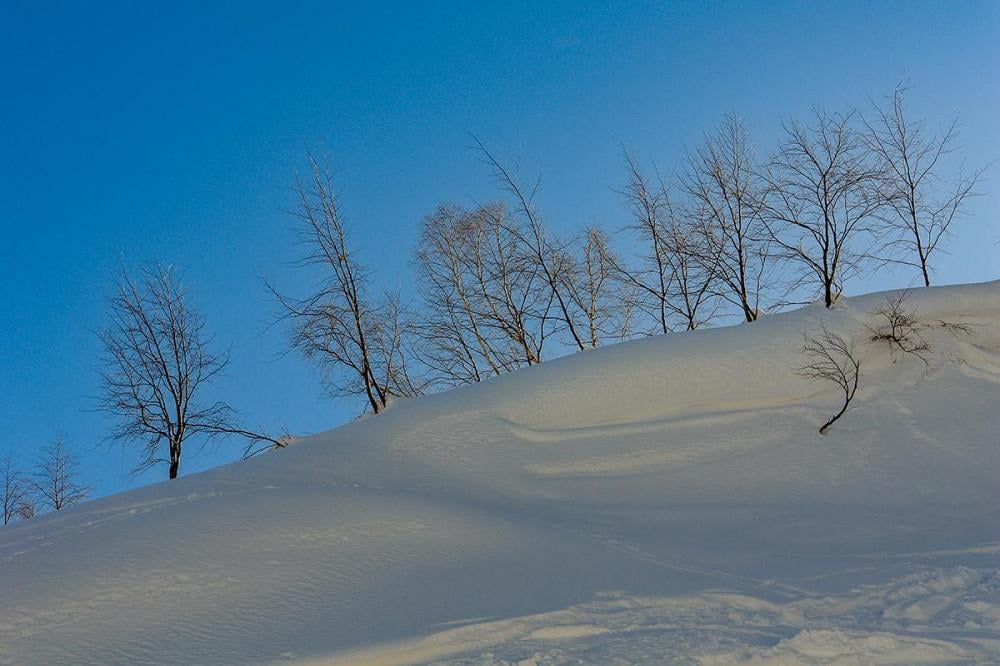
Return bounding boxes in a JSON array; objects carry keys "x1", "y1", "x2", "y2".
[{"x1": 2, "y1": 281, "x2": 998, "y2": 664}]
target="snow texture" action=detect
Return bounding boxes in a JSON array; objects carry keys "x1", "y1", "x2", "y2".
[{"x1": 2, "y1": 281, "x2": 999, "y2": 664}]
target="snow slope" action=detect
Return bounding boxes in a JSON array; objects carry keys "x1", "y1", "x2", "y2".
[{"x1": 2, "y1": 281, "x2": 999, "y2": 665}]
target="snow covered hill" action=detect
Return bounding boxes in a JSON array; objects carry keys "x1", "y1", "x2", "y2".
[{"x1": 2, "y1": 281, "x2": 999, "y2": 665}]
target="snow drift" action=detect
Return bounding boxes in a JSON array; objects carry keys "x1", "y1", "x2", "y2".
[{"x1": 2, "y1": 281, "x2": 999, "y2": 664}]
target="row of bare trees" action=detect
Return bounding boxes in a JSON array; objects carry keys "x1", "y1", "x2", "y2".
[
  {"x1": 2, "y1": 439, "x2": 90, "y2": 526},
  {"x1": 270, "y1": 86, "x2": 985, "y2": 412},
  {"x1": 76, "y1": 85, "x2": 984, "y2": 483},
  {"x1": 8, "y1": 87, "x2": 980, "y2": 494}
]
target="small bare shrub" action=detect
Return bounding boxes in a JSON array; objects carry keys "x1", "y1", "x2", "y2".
[
  {"x1": 865, "y1": 290, "x2": 931, "y2": 364},
  {"x1": 798, "y1": 325, "x2": 862, "y2": 434}
]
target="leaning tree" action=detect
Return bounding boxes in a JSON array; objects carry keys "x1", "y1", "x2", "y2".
[{"x1": 797, "y1": 324, "x2": 863, "y2": 434}]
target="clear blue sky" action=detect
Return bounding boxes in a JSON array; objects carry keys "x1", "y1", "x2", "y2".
[{"x1": 2, "y1": 1, "x2": 998, "y2": 498}]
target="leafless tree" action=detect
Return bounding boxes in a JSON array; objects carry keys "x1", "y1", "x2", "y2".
[
  {"x1": 764, "y1": 110, "x2": 885, "y2": 308},
  {"x1": 614, "y1": 154, "x2": 719, "y2": 333},
  {"x1": 473, "y1": 137, "x2": 589, "y2": 351},
  {"x1": 269, "y1": 152, "x2": 423, "y2": 413},
  {"x1": 562, "y1": 227, "x2": 634, "y2": 346},
  {"x1": 17, "y1": 497, "x2": 35, "y2": 521},
  {"x1": 414, "y1": 202, "x2": 548, "y2": 386},
  {"x1": 1, "y1": 453, "x2": 31, "y2": 525},
  {"x1": 683, "y1": 114, "x2": 770, "y2": 322},
  {"x1": 797, "y1": 325, "x2": 862, "y2": 434},
  {"x1": 99, "y1": 263, "x2": 280, "y2": 479},
  {"x1": 667, "y1": 206, "x2": 723, "y2": 330},
  {"x1": 32, "y1": 438, "x2": 90, "y2": 511},
  {"x1": 865, "y1": 290, "x2": 931, "y2": 364},
  {"x1": 615, "y1": 153, "x2": 675, "y2": 334},
  {"x1": 370, "y1": 292, "x2": 428, "y2": 399},
  {"x1": 864, "y1": 85, "x2": 987, "y2": 286}
]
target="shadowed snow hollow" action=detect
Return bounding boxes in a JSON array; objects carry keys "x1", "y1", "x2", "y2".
[{"x1": 2, "y1": 281, "x2": 999, "y2": 664}]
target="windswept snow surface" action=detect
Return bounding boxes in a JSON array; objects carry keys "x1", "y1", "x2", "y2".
[{"x1": 2, "y1": 282, "x2": 1000, "y2": 664}]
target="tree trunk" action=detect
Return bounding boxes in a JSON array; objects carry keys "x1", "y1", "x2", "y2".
[{"x1": 168, "y1": 441, "x2": 180, "y2": 480}]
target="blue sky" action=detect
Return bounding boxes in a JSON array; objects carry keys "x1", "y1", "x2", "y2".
[{"x1": 1, "y1": 1, "x2": 998, "y2": 498}]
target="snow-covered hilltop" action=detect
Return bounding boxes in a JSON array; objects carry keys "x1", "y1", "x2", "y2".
[{"x1": 2, "y1": 281, "x2": 999, "y2": 665}]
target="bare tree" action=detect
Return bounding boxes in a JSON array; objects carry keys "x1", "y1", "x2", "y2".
[
  {"x1": 764, "y1": 110, "x2": 885, "y2": 308},
  {"x1": 683, "y1": 114, "x2": 770, "y2": 322},
  {"x1": 99, "y1": 263, "x2": 280, "y2": 479},
  {"x1": 864, "y1": 85, "x2": 987, "y2": 286},
  {"x1": 665, "y1": 207, "x2": 723, "y2": 330},
  {"x1": 473, "y1": 137, "x2": 589, "y2": 351},
  {"x1": 562, "y1": 227, "x2": 633, "y2": 346},
  {"x1": 17, "y1": 497, "x2": 35, "y2": 521},
  {"x1": 416, "y1": 205, "x2": 502, "y2": 386},
  {"x1": 1, "y1": 453, "x2": 31, "y2": 525},
  {"x1": 269, "y1": 151, "x2": 423, "y2": 413},
  {"x1": 614, "y1": 154, "x2": 719, "y2": 333},
  {"x1": 370, "y1": 292, "x2": 428, "y2": 400},
  {"x1": 414, "y1": 202, "x2": 548, "y2": 386},
  {"x1": 865, "y1": 290, "x2": 931, "y2": 364},
  {"x1": 615, "y1": 153, "x2": 675, "y2": 334},
  {"x1": 797, "y1": 325, "x2": 862, "y2": 434},
  {"x1": 32, "y1": 438, "x2": 90, "y2": 511}
]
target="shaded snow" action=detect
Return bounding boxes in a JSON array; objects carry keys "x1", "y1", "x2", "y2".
[{"x1": 1, "y1": 281, "x2": 999, "y2": 664}]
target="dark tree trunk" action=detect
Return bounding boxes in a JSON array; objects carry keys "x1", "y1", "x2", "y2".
[{"x1": 168, "y1": 441, "x2": 180, "y2": 479}]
